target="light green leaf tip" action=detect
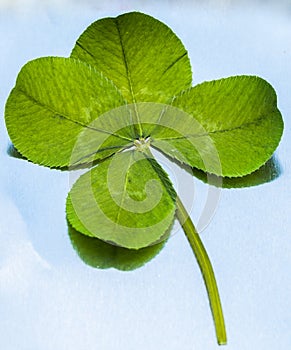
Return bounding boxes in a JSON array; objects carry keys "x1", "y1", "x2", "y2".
[{"x1": 71, "y1": 11, "x2": 192, "y2": 104}]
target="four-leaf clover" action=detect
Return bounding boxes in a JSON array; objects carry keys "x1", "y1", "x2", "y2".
[{"x1": 4, "y1": 12, "x2": 283, "y2": 345}]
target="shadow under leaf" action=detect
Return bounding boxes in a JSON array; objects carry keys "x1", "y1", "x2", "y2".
[
  {"x1": 68, "y1": 224, "x2": 168, "y2": 271},
  {"x1": 191, "y1": 156, "x2": 282, "y2": 189},
  {"x1": 154, "y1": 148, "x2": 282, "y2": 189},
  {"x1": 7, "y1": 143, "x2": 69, "y2": 169},
  {"x1": 7, "y1": 143, "x2": 26, "y2": 160},
  {"x1": 7, "y1": 143, "x2": 110, "y2": 171}
]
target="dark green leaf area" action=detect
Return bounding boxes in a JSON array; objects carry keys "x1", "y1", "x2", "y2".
[
  {"x1": 5, "y1": 57, "x2": 126, "y2": 168},
  {"x1": 71, "y1": 12, "x2": 192, "y2": 103},
  {"x1": 66, "y1": 150, "x2": 176, "y2": 249}
]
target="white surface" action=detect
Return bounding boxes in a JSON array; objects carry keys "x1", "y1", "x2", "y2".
[{"x1": 0, "y1": 1, "x2": 290, "y2": 349}]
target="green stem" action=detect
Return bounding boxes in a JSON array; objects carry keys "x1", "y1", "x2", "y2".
[{"x1": 176, "y1": 196, "x2": 227, "y2": 345}]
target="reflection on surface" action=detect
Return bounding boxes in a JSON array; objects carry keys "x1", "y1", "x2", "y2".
[
  {"x1": 192, "y1": 156, "x2": 282, "y2": 189},
  {"x1": 68, "y1": 225, "x2": 168, "y2": 271}
]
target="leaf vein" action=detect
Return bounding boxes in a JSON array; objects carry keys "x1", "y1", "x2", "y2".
[
  {"x1": 153, "y1": 112, "x2": 274, "y2": 141},
  {"x1": 114, "y1": 18, "x2": 143, "y2": 136},
  {"x1": 75, "y1": 41, "x2": 129, "y2": 79},
  {"x1": 113, "y1": 151, "x2": 133, "y2": 232},
  {"x1": 161, "y1": 51, "x2": 188, "y2": 76},
  {"x1": 17, "y1": 89, "x2": 132, "y2": 142},
  {"x1": 70, "y1": 144, "x2": 132, "y2": 166}
]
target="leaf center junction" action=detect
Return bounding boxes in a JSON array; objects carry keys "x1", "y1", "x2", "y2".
[{"x1": 134, "y1": 137, "x2": 151, "y2": 152}]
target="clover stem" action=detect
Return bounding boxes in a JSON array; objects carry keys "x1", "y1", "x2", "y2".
[{"x1": 175, "y1": 196, "x2": 227, "y2": 346}]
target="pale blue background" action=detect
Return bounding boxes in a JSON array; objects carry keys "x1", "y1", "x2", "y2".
[{"x1": 0, "y1": 1, "x2": 290, "y2": 349}]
